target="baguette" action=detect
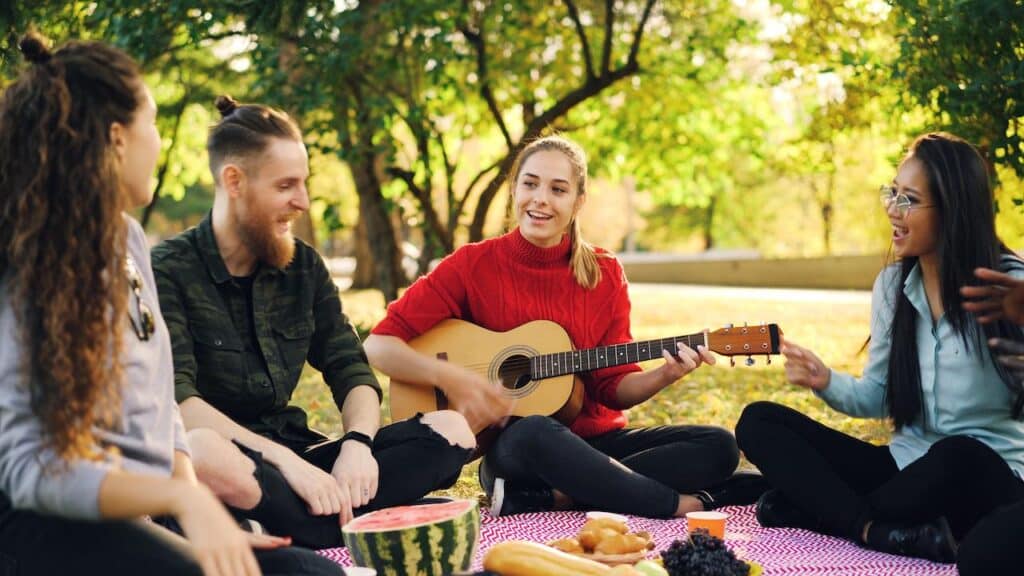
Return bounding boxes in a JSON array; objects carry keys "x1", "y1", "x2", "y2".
[{"x1": 483, "y1": 541, "x2": 612, "y2": 576}]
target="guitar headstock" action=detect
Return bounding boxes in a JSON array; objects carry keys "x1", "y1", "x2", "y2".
[{"x1": 707, "y1": 324, "x2": 781, "y2": 362}]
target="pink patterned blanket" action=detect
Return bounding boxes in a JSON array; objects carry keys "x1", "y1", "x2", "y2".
[{"x1": 319, "y1": 504, "x2": 959, "y2": 575}]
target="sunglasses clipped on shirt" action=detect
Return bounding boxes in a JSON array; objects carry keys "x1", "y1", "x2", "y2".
[{"x1": 125, "y1": 255, "x2": 156, "y2": 341}]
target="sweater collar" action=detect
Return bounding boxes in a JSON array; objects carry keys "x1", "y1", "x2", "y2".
[{"x1": 506, "y1": 227, "x2": 572, "y2": 268}]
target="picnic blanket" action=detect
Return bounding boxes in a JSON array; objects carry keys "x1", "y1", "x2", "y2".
[{"x1": 318, "y1": 504, "x2": 959, "y2": 575}]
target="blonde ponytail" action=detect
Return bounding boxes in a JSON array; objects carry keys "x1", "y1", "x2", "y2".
[{"x1": 569, "y1": 218, "x2": 605, "y2": 289}]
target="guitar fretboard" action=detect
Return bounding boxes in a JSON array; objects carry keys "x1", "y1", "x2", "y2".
[{"x1": 530, "y1": 333, "x2": 708, "y2": 380}]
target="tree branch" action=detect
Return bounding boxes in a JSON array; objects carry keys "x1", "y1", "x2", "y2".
[
  {"x1": 601, "y1": 0, "x2": 614, "y2": 73},
  {"x1": 627, "y1": 0, "x2": 658, "y2": 66},
  {"x1": 457, "y1": 157, "x2": 502, "y2": 222},
  {"x1": 563, "y1": 0, "x2": 596, "y2": 79},
  {"x1": 458, "y1": 16, "x2": 513, "y2": 149},
  {"x1": 386, "y1": 165, "x2": 453, "y2": 253}
]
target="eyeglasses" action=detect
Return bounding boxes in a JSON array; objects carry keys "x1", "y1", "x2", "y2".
[
  {"x1": 125, "y1": 255, "x2": 155, "y2": 341},
  {"x1": 879, "y1": 184, "x2": 935, "y2": 218}
]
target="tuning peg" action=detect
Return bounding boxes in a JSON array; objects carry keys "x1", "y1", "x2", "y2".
[
  {"x1": 730, "y1": 357, "x2": 736, "y2": 367},
  {"x1": 724, "y1": 323, "x2": 734, "y2": 330},
  {"x1": 745, "y1": 356, "x2": 755, "y2": 366},
  {"x1": 766, "y1": 354, "x2": 771, "y2": 365}
]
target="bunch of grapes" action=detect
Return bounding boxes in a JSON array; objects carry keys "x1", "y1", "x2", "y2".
[{"x1": 660, "y1": 529, "x2": 750, "y2": 576}]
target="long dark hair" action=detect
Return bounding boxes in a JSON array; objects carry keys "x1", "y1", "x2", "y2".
[
  {"x1": 886, "y1": 132, "x2": 1024, "y2": 428},
  {"x1": 0, "y1": 32, "x2": 142, "y2": 460}
]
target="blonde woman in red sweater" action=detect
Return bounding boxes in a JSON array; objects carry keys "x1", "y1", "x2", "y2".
[{"x1": 365, "y1": 136, "x2": 754, "y2": 518}]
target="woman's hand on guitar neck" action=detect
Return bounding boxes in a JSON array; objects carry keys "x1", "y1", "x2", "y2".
[
  {"x1": 442, "y1": 363, "x2": 515, "y2": 432},
  {"x1": 660, "y1": 340, "x2": 716, "y2": 382},
  {"x1": 780, "y1": 337, "x2": 830, "y2": 391}
]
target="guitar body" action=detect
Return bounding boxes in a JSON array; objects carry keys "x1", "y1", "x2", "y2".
[{"x1": 389, "y1": 319, "x2": 583, "y2": 428}]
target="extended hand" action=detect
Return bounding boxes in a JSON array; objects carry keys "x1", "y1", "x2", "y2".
[
  {"x1": 961, "y1": 267, "x2": 1024, "y2": 325},
  {"x1": 331, "y1": 441, "x2": 379, "y2": 526},
  {"x1": 175, "y1": 484, "x2": 263, "y2": 576},
  {"x1": 780, "y1": 337, "x2": 830, "y2": 391},
  {"x1": 275, "y1": 450, "x2": 349, "y2": 520}
]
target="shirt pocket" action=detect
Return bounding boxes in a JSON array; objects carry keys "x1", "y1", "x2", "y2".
[
  {"x1": 191, "y1": 325, "x2": 247, "y2": 400},
  {"x1": 273, "y1": 318, "x2": 314, "y2": 380}
]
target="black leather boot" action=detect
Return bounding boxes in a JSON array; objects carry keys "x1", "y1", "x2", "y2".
[
  {"x1": 754, "y1": 489, "x2": 822, "y2": 531},
  {"x1": 866, "y1": 517, "x2": 958, "y2": 564}
]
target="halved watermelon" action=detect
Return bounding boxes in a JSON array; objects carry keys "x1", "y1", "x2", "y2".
[{"x1": 342, "y1": 499, "x2": 480, "y2": 576}]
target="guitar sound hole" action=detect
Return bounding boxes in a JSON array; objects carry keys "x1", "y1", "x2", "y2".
[{"x1": 498, "y1": 355, "x2": 532, "y2": 390}]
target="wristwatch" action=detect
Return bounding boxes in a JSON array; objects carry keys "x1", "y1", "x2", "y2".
[{"x1": 341, "y1": 430, "x2": 374, "y2": 450}]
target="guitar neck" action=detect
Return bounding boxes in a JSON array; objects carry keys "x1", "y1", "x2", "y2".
[{"x1": 530, "y1": 333, "x2": 708, "y2": 380}]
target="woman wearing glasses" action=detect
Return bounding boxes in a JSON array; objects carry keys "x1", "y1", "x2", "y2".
[
  {"x1": 0, "y1": 34, "x2": 341, "y2": 575},
  {"x1": 735, "y1": 132, "x2": 1024, "y2": 564}
]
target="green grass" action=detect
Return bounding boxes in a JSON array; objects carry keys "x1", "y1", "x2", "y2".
[{"x1": 293, "y1": 283, "x2": 890, "y2": 500}]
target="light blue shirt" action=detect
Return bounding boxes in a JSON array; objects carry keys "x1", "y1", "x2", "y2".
[{"x1": 818, "y1": 259, "x2": 1024, "y2": 478}]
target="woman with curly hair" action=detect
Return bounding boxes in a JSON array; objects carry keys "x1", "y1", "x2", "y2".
[{"x1": 0, "y1": 33, "x2": 341, "y2": 576}]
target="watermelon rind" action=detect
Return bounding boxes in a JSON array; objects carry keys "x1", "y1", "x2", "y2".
[{"x1": 342, "y1": 499, "x2": 481, "y2": 576}]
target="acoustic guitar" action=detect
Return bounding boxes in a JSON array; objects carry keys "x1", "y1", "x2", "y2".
[{"x1": 389, "y1": 319, "x2": 781, "y2": 430}]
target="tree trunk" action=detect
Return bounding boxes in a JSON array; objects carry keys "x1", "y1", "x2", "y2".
[
  {"x1": 351, "y1": 218, "x2": 375, "y2": 288},
  {"x1": 703, "y1": 195, "x2": 717, "y2": 251},
  {"x1": 350, "y1": 153, "x2": 405, "y2": 302}
]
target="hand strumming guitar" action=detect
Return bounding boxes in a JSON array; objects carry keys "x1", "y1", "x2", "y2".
[{"x1": 439, "y1": 362, "x2": 515, "y2": 433}]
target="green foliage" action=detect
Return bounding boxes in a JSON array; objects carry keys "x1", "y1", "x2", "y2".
[{"x1": 890, "y1": 0, "x2": 1024, "y2": 180}]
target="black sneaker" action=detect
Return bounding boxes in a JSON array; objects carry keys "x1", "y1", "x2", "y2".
[
  {"x1": 755, "y1": 489, "x2": 821, "y2": 531},
  {"x1": 478, "y1": 458, "x2": 496, "y2": 496},
  {"x1": 696, "y1": 471, "x2": 771, "y2": 510},
  {"x1": 489, "y1": 477, "x2": 554, "y2": 517},
  {"x1": 869, "y1": 517, "x2": 958, "y2": 564}
]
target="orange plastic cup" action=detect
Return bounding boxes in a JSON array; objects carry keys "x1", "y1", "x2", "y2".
[{"x1": 686, "y1": 511, "x2": 728, "y2": 539}]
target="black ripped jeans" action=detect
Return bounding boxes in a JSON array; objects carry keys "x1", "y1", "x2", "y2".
[{"x1": 232, "y1": 415, "x2": 471, "y2": 549}]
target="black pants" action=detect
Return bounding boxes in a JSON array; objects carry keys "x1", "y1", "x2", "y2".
[
  {"x1": 0, "y1": 493, "x2": 343, "y2": 576},
  {"x1": 236, "y1": 415, "x2": 470, "y2": 549},
  {"x1": 736, "y1": 401, "x2": 1024, "y2": 541},
  {"x1": 958, "y1": 498, "x2": 1024, "y2": 575},
  {"x1": 484, "y1": 414, "x2": 739, "y2": 518}
]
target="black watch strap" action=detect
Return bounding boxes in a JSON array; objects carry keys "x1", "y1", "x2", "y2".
[{"x1": 341, "y1": 430, "x2": 374, "y2": 450}]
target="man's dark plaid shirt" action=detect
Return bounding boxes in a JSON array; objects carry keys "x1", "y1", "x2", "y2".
[{"x1": 151, "y1": 213, "x2": 381, "y2": 449}]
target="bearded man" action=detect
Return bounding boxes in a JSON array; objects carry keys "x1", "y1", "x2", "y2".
[{"x1": 151, "y1": 97, "x2": 474, "y2": 550}]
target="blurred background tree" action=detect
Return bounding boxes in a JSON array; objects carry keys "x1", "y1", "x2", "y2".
[{"x1": 3, "y1": 0, "x2": 1022, "y2": 299}]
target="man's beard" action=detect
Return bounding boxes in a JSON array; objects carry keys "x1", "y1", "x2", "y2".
[{"x1": 236, "y1": 196, "x2": 298, "y2": 269}]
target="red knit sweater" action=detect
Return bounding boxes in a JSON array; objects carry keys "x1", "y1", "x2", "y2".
[{"x1": 372, "y1": 228, "x2": 641, "y2": 438}]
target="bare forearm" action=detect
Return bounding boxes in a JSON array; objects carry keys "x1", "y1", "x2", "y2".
[
  {"x1": 97, "y1": 469, "x2": 198, "y2": 520},
  {"x1": 341, "y1": 385, "x2": 381, "y2": 437},
  {"x1": 178, "y1": 396, "x2": 290, "y2": 462},
  {"x1": 171, "y1": 450, "x2": 198, "y2": 484},
  {"x1": 615, "y1": 369, "x2": 673, "y2": 408},
  {"x1": 364, "y1": 334, "x2": 447, "y2": 390}
]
